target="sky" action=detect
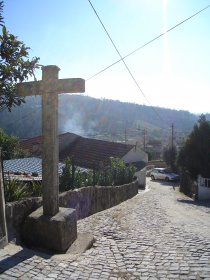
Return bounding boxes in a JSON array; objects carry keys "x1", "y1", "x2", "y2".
[{"x1": 3, "y1": 0, "x2": 210, "y2": 114}]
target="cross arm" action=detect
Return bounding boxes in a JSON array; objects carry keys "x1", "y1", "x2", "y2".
[
  {"x1": 56, "y1": 78, "x2": 85, "y2": 94},
  {"x1": 16, "y1": 81, "x2": 42, "y2": 97},
  {"x1": 16, "y1": 78, "x2": 85, "y2": 97}
]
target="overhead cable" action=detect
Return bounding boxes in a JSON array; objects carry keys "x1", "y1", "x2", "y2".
[
  {"x1": 87, "y1": 0, "x2": 166, "y2": 123},
  {"x1": 87, "y1": 4, "x2": 210, "y2": 81}
]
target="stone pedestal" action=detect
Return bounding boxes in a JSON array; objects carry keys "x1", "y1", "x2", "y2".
[{"x1": 22, "y1": 207, "x2": 77, "y2": 253}]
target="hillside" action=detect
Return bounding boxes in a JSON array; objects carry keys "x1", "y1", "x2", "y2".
[{"x1": 0, "y1": 94, "x2": 205, "y2": 147}]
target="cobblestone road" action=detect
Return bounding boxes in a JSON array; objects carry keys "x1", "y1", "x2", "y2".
[{"x1": 0, "y1": 179, "x2": 210, "y2": 279}]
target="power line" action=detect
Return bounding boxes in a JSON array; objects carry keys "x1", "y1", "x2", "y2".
[
  {"x1": 87, "y1": 0, "x2": 165, "y2": 124},
  {"x1": 3, "y1": 3, "x2": 208, "y2": 134},
  {"x1": 86, "y1": 4, "x2": 210, "y2": 81}
]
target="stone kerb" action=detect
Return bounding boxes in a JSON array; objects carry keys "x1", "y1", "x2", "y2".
[{"x1": 6, "y1": 180, "x2": 138, "y2": 242}]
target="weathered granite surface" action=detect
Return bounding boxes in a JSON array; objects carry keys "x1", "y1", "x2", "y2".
[{"x1": 22, "y1": 207, "x2": 77, "y2": 253}]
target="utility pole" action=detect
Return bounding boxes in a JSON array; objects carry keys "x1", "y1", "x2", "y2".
[
  {"x1": 143, "y1": 129, "x2": 147, "y2": 150},
  {"x1": 171, "y1": 123, "x2": 174, "y2": 148},
  {"x1": 124, "y1": 128, "x2": 127, "y2": 143},
  {"x1": 137, "y1": 126, "x2": 147, "y2": 150}
]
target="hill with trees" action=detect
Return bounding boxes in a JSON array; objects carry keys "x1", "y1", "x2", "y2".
[{"x1": 0, "y1": 94, "x2": 206, "y2": 149}]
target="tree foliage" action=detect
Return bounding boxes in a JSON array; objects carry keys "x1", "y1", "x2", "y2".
[
  {"x1": 0, "y1": 1, "x2": 4, "y2": 26},
  {"x1": 0, "y1": 128, "x2": 28, "y2": 160},
  {"x1": 163, "y1": 145, "x2": 177, "y2": 172},
  {"x1": 59, "y1": 157, "x2": 136, "y2": 191},
  {"x1": 0, "y1": 128, "x2": 19, "y2": 160},
  {"x1": 0, "y1": 1, "x2": 39, "y2": 111},
  {"x1": 177, "y1": 115, "x2": 210, "y2": 179},
  {"x1": 4, "y1": 179, "x2": 42, "y2": 202}
]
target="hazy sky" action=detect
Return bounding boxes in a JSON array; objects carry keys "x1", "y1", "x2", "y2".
[{"x1": 4, "y1": 0, "x2": 210, "y2": 113}]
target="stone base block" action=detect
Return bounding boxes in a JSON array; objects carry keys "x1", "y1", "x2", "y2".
[{"x1": 22, "y1": 207, "x2": 77, "y2": 253}]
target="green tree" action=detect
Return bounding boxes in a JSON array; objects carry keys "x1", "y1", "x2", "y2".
[
  {"x1": 177, "y1": 115, "x2": 210, "y2": 179},
  {"x1": 0, "y1": 1, "x2": 39, "y2": 111},
  {"x1": 0, "y1": 128, "x2": 20, "y2": 160},
  {"x1": 163, "y1": 145, "x2": 177, "y2": 172}
]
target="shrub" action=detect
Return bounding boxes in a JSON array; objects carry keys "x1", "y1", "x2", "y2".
[
  {"x1": 59, "y1": 157, "x2": 136, "y2": 190},
  {"x1": 4, "y1": 178, "x2": 43, "y2": 202},
  {"x1": 59, "y1": 158, "x2": 93, "y2": 192},
  {"x1": 29, "y1": 181, "x2": 42, "y2": 197},
  {"x1": 4, "y1": 179, "x2": 30, "y2": 202}
]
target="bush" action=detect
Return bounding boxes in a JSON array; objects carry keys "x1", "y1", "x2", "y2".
[
  {"x1": 3, "y1": 158, "x2": 137, "y2": 201},
  {"x1": 4, "y1": 179, "x2": 30, "y2": 202},
  {"x1": 4, "y1": 179, "x2": 42, "y2": 202},
  {"x1": 59, "y1": 157, "x2": 136, "y2": 191},
  {"x1": 59, "y1": 158, "x2": 94, "y2": 192}
]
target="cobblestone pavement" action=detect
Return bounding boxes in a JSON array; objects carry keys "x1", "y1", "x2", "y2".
[{"x1": 0, "y1": 179, "x2": 210, "y2": 279}]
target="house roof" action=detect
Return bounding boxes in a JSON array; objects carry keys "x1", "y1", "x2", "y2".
[
  {"x1": 3, "y1": 157, "x2": 64, "y2": 181},
  {"x1": 20, "y1": 132, "x2": 80, "y2": 156},
  {"x1": 60, "y1": 137, "x2": 134, "y2": 169},
  {"x1": 20, "y1": 132, "x2": 135, "y2": 170}
]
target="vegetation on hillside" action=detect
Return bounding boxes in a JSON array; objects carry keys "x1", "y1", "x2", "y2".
[{"x1": 0, "y1": 95, "x2": 201, "y2": 146}]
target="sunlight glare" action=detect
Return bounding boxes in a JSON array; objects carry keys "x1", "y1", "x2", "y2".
[{"x1": 162, "y1": 0, "x2": 171, "y2": 77}]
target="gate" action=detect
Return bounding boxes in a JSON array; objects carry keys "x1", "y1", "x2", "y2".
[{"x1": 0, "y1": 148, "x2": 8, "y2": 248}]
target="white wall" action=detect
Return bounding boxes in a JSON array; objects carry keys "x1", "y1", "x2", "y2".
[
  {"x1": 198, "y1": 175, "x2": 210, "y2": 200},
  {"x1": 134, "y1": 168, "x2": 146, "y2": 187},
  {"x1": 122, "y1": 147, "x2": 148, "y2": 164}
]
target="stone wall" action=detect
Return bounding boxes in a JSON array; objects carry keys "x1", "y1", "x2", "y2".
[
  {"x1": 5, "y1": 180, "x2": 138, "y2": 241},
  {"x1": 59, "y1": 180, "x2": 138, "y2": 219}
]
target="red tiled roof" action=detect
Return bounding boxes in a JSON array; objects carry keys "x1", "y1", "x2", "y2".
[
  {"x1": 20, "y1": 133, "x2": 134, "y2": 169},
  {"x1": 20, "y1": 132, "x2": 80, "y2": 156},
  {"x1": 20, "y1": 135, "x2": 42, "y2": 153},
  {"x1": 61, "y1": 137, "x2": 134, "y2": 169}
]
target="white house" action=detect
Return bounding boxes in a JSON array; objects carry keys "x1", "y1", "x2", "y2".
[{"x1": 197, "y1": 175, "x2": 210, "y2": 200}]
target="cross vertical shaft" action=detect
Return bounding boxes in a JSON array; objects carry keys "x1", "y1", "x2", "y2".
[
  {"x1": 42, "y1": 66, "x2": 59, "y2": 216},
  {"x1": 18, "y1": 65, "x2": 85, "y2": 252},
  {"x1": 16, "y1": 65, "x2": 85, "y2": 217}
]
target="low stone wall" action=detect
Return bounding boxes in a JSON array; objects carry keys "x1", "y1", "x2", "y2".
[
  {"x1": 5, "y1": 180, "x2": 138, "y2": 241},
  {"x1": 59, "y1": 180, "x2": 138, "y2": 219}
]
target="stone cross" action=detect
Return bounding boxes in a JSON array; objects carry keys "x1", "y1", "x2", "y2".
[{"x1": 17, "y1": 65, "x2": 85, "y2": 216}]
